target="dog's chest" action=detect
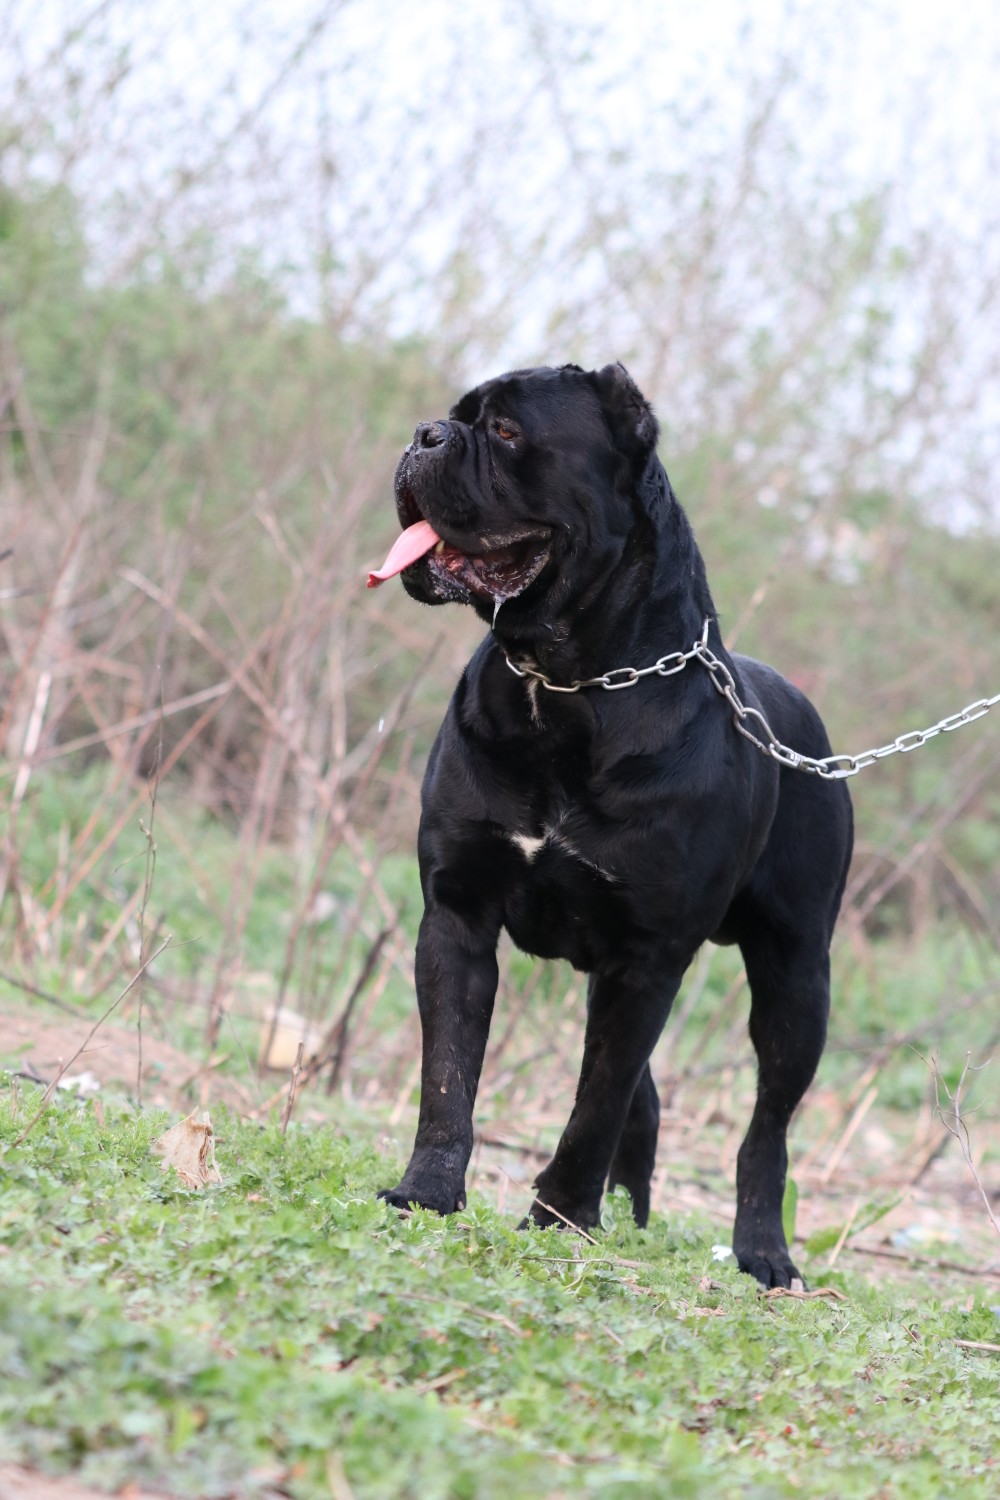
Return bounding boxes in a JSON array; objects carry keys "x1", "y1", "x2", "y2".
[
  {"x1": 507, "y1": 822, "x2": 613, "y2": 881},
  {"x1": 487, "y1": 772, "x2": 643, "y2": 965},
  {"x1": 500, "y1": 816, "x2": 628, "y2": 968},
  {"x1": 495, "y1": 757, "x2": 618, "y2": 880}
]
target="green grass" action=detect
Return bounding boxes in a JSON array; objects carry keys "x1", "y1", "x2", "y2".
[
  {"x1": 4, "y1": 770, "x2": 999, "y2": 1495},
  {"x1": 1, "y1": 1089, "x2": 998, "y2": 1499}
]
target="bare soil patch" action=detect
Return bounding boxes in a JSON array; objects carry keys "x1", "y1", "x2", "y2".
[
  {"x1": 0, "y1": 1467, "x2": 172, "y2": 1500},
  {"x1": 0, "y1": 1001, "x2": 255, "y2": 1115}
]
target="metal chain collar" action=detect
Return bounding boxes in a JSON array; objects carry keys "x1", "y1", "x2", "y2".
[
  {"x1": 505, "y1": 619, "x2": 713, "y2": 694},
  {"x1": 504, "y1": 619, "x2": 1000, "y2": 781}
]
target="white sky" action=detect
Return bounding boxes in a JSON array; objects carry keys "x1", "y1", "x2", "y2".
[
  {"x1": 4, "y1": 0, "x2": 1000, "y2": 521},
  {"x1": 8, "y1": 0, "x2": 1000, "y2": 208}
]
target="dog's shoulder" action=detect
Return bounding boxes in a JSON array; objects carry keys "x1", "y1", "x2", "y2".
[
  {"x1": 419, "y1": 639, "x2": 533, "y2": 814},
  {"x1": 732, "y1": 653, "x2": 834, "y2": 761}
]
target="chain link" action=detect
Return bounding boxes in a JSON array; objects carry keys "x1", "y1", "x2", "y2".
[
  {"x1": 505, "y1": 623, "x2": 710, "y2": 693},
  {"x1": 503, "y1": 620, "x2": 1000, "y2": 780}
]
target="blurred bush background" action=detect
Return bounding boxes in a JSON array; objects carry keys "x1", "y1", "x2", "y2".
[{"x1": 1, "y1": 2, "x2": 998, "y2": 1130}]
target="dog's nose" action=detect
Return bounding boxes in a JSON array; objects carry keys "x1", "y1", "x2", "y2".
[{"x1": 415, "y1": 421, "x2": 447, "y2": 449}]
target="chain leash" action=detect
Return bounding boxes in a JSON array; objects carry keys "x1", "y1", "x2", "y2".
[{"x1": 504, "y1": 620, "x2": 1000, "y2": 781}]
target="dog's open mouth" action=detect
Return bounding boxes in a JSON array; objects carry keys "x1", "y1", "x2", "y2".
[{"x1": 368, "y1": 517, "x2": 550, "y2": 602}]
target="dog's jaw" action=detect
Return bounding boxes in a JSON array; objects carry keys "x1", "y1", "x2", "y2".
[
  {"x1": 422, "y1": 530, "x2": 552, "y2": 605},
  {"x1": 389, "y1": 476, "x2": 553, "y2": 608}
]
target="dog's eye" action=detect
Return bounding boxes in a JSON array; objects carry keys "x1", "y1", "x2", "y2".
[{"x1": 493, "y1": 419, "x2": 519, "y2": 442}]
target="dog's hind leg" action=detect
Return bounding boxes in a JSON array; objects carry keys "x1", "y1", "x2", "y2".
[
  {"x1": 732, "y1": 927, "x2": 831, "y2": 1288},
  {"x1": 607, "y1": 1063, "x2": 660, "y2": 1227},
  {"x1": 527, "y1": 966, "x2": 680, "y2": 1232}
]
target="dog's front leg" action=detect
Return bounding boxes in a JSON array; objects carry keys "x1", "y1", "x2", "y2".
[
  {"x1": 527, "y1": 963, "x2": 682, "y2": 1232},
  {"x1": 380, "y1": 904, "x2": 499, "y2": 1216}
]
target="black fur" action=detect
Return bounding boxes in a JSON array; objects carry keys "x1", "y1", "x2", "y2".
[{"x1": 379, "y1": 363, "x2": 853, "y2": 1287}]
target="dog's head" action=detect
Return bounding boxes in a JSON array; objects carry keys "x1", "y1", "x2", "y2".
[{"x1": 375, "y1": 363, "x2": 665, "y2": 625}]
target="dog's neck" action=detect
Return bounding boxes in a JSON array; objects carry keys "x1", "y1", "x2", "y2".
[{"x1": 490, "y1": 461, "x2": 718, "y2": 685}]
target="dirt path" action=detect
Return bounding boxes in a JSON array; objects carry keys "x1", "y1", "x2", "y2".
[
  {"x1": 0, "y1": 1001, "x2": 257, "y2": 1114},
  {"x1": 0, "y1": 1466, "x2": 174, "y2": 1500}
]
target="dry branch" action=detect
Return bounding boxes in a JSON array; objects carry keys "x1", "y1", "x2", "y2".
[{"x1": 3, "y1": 936, "x2": 173, "y2": 1151}]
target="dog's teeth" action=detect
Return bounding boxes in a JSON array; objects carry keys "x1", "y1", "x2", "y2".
[{"x1": 435, "y1": 541, "x2": 446, "y2": 554}]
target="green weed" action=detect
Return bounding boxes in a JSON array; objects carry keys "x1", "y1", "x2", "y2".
[{"x1": 1, "y1": 1088, "x2": 997, "y2": 1499}]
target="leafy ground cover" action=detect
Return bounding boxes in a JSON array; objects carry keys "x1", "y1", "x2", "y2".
[
  {"x1": 3, "y1": 773, "x2": 998, "y2": 1497},
  {"x1": 1, "y1": 1088, "x2": 997, "y2": 1500}
]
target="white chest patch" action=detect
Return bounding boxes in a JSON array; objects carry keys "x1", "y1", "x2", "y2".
[
  {"x1": 507, "y1": 827, "x2": 618, "y2": 882},
  {"x1": 510, "y1": 831, "x2": 546, "y2": 862}
]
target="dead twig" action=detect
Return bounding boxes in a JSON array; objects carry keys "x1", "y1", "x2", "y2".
[
  {"x1": 280, "y1": 1041, "x2": 306, "y2": 1136},
  {"x1": 518, "y1": 1189, "x2": 599, "y2": 1245},
  {"x1": 0, "y1": 681, "x2": 233, "y2": 773},
  {"x1": 826, "y1": 1196, "x2": 863, "y2": 1269},
  {"x1": 834, "y1": 1242, "x2": 1000, "y2": 1280},
  {"x1": 0, "y1": 970, "x2": 87, "y2": 1018},
  {"x1": 324, "y1": 926, "x2": 393, "y2": 1093},
  {"x1": 134, "y1": 706, "x2": 162, "y2": 1106},
  {"x1": 928, "y1": 1051, "x2": 1000, "y2": 1245},
  {"x1": 819, "y1": 1084, "x2": 878, "y2": 1184},
  {"x1": 4, "y1": 937, "x2": 173, "y2": 1151},
  {"x1": 762, "y1": 1285, "x2": 847, "y2": 1303},
  {"x1": 387, "y1": 1287, "x2": 528, "y2": 1338}
]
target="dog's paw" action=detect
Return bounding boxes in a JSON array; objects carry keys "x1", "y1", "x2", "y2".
[
  {"x1": 378, "y1": 1183, "x2": 466, "y2": 1216},
  {"x1": 735, "y1": 1246, "x2": 806, "y2": 1290},
  {"x1": 518, "y1": 1198, "x2": 598, "y2": 1234}
]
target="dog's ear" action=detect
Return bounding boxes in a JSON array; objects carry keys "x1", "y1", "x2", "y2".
[{"x1": 590, "y1": 362, "x2": 659, "y2": 463}]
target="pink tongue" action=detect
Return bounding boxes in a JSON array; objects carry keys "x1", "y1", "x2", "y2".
[{"x1": 366, "y1": 519, "x2": 442, "y2": 588}]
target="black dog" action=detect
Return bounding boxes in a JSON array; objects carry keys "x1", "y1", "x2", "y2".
[{"x1": 371, "y1": 363, "x2": 853, "y2": 1287}]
